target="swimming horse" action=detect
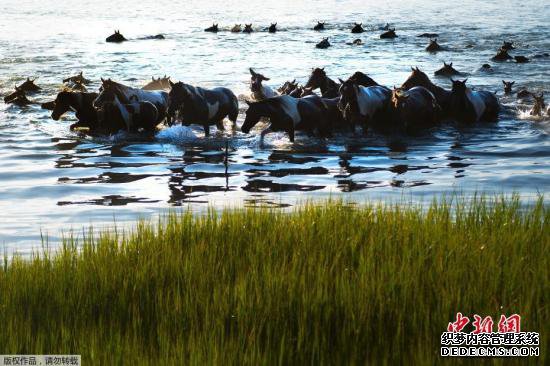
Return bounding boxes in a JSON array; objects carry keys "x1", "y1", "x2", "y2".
[
  {"x1": 305, "y1": 67, "x2": 340, "y2": 98},
  {"x1": 241, "y1": 95, "x2": 330, "y2": 142},
  {"x1": 142, "y1": 76, "x2": 172, "y2": 90},
  {"x1": 4, "y1": 78, "x2": 40, "y2": 102},
  {"x1": 167, "y1": 81, "x2": 239, "y2": 136},
  {"x1": 63, "y1": 71, "x2": 91, "y2": 85},
  {"x1": 50, "y1": 91, "x2": 99, "y2": 130},
  {"x1": 530, "y1": 93, "x2": 546, "y2": 117},
  {"x1": 3, "y1": 87, "x2": 34, "y2": 106},
  {"x1": 249, "y1": 68, "x2": 278, "y2": 100},
  {"x1": 337, "y1": 78, "x2": 392, "y2": 133},
  {"x1": 449, "y1": 79, "x2": 499, "y2": 123},
  {"x1": 93, "y1": 78, "x2": 169, "y2": 124}
]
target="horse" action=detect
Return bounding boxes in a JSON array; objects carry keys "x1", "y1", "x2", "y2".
[
  {"x1": 418, "y1": 33, "x2": 438, "y2": 38},
  {"x1": 97, "y1": 95, "x2": 159, "y2": 134},
  {"x1": 64, "y1": 80, "x2": 87, "y2": 92},
  {"x1": 322, "y1": 97, "x2": 352, "y2": 132},
  {"x1": 313, "y1": 22, "x2": 325, "y2": 31},
  {"x1": 426, "y1": 38, "x2": 443, "y2": 52},
  {"x1": 351, "y1": 23, "x2": 364, "y2": 33},
  {"x1": 380, "y1": 23, "x2": 391, "y2": 31},
  {"x1": 492, "y1": 48, "x2": 512, "y2": 61},
  {"x1": 241, "y1": 95, "x2": 330, "y2": 141},
  {"x1": 316, "y1": 38, "x2": 330, "y2": 49},
  {"x1": 243, "y1": 24, "x2": 253, "y2": 33},
  {"x1": 41, "y1": 100, "x2": 56, "y2": 110},
  {"x1": 347, "y1": 71, "x2": 379, "y2": 87},
  {"x1": 449, "y1": 79, "x2": 499, "y2": 124},
  {"x1": 337, "y1": 78, "x2": 391, "y2": 133},
  {"x1": 501, "y1": 41, "x2": 515, "y2": 50},
  {"x1": 434, "y1": 62, "x2": 462, "y2": 77},
  {"x1": 106, "y1": 30, "x2": 127, "y2": 43},
  {"x1": 502, "y1": 81, "x2": 515, "y2": 95},
  {"x1": 380, "y1": 28, "x2": 397, "y2": 39},
  {"x1": 514, "y1": 55, "x2": 529, "y2": 63},
  {"x1": 517, "y1": 89, "x2": 531, "y2": 99},
  {"x1": 63, "y1": 71, "x2": 91, "y2": 85},
  {"x1": 3, "y1": 88, "x2": 33, "y2": 106},
  {"x1": 288, "y1": 86, "x2": 316, "y2": 98},
  {"x1": 278, "y1": 79, "x2": 298, "y2": 95},
  {"x1": 480, "y1": 63, "x2": 493, "y2": 72},
  {"x1": 390, "y1": 87, "x2": 440, "y2": 132},
  {"x1": 268, "y1": 23, "x2": 277, "y2": 33},
  {"x1": 50, "y1": 91, "x2": 99, "y2": 130},
  {"x1": 167, "y1": 81, "x2": 239, "y2": 136},
  {"x1": 142, "y1": 76, "x2": 171, "y2": 91},
  {"x1": 204, "y1": 24, "x2": 218, "y2": 32},
  {"x1": 347, "y1": 39, "x2": 363, "y2": 46},
  {"x1": 231, "y1": 24, "x2": 242, "y2": 32},
  {"x1": 93, "y1": 78, "x2": 169, "y2": 124},
  {"x1": 305, "y1": 67, "x2": 340, "y2": 98},
  {"x1": 13, "y1": 77, "x2": 40, "y2": 93},
  {"x1": 401, "y1": 67, "x2": 451, "y2": 117},
  {"x1": 530, "y1": 93, "x2": 545, "y2": 117},
  {"x1": 249, "y1": 68, "x2": 278, "y2": 100}
]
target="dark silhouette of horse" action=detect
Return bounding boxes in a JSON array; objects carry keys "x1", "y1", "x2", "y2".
[
  {"x1": 106, "y1": 30, "x2": 127, "y2": 43},
  {"x1": 241, "y1": 95, "x2": 330, "y2": 141},
  {"x1": 97, "y1": 94, "x2": 159, "y2": 134},
  {"x1": 380, "y1": 28, "x2": 397, "y2": 39},
  {"x1": 50, "y1": 91, "x2": 99, "y2": 130},
  {"x1": 426, "y1": 39, "x2": 443, "y2": 52},
  {"x1": 530, "y1": 93, "x2": 546, "y2": 116},
  {"x1": 63, "y1": 71, "x2": 91, "y2": 85},
  {"x1": 434, "y1": 62, "x2": 462, "y2": 77},
  {"x1": 502, "y1": 81, "x2": 515, "y2": 95},
  {"x1": 501, "y1": 41, "x2": 515, "y2": 50},
  {"x1": 390, "y1": 87, "x2": 440, "y2": 132},
  {"x1": 337, "y1": 78, "x2": 391, "y2": 133},
  {"x1": 418, "y1": 33, "x2": 438, "y2": 38},
  {"x1": 167, "y1": 81, "x2": 239, "y2": 136},
  {"x1": 4, "y1": 88, "x2": 33, "y2": 106},
  {"x1": 250, "y1": 68, "x2": 278, "y2": 100},
  {"x1": 401, "y1": 67, "x2": 451, "y2": 117},
  {"x1": 243, "y1": 24, "x2": 253, "y2": 33},
  {"x1": 347, "y1": 39, "x2": 363, "y2": 46},
  {"x1": 268, "y1": 23, "x2": 277, "y2": 33},
  {"x1": 449, "y1": 79, "x2": 499, "y2": 123},
  {"x1": 351, "y1": 23, "x2": 364, "y2": 33},
  {"x1": 347, "y1": 71, "x2": 379, "y2": 87},
  {"x1": 204, "y1": 24, "x2": 218, "y2": 32},
  {"x1": 278, "y1": 79, "x2": 298, "y2": 95},
  {"x1": 517, "y1": 89, "x2": 531, "y2": 99},
  {"x1": 313, "y1": 22, "x2": 325, "y2": 31},
  {"x1": 64, "y1": 80, "x2": 87, "y2": 92},
  {"x1": 316, "y1": 38, "x2": 330, "y2": 49},
  {"x1": 41, "y1": 100, "x2": 56, "y2": 110},
  {"x1": 492, "y1": 48, "x2": 512, "y2": 61},
  {"x1": 231, "y1": 24, "x2": 241, "y2": 32},
  {"x1": 305, "y1": 67, "x2": 340, "y2": 98}
]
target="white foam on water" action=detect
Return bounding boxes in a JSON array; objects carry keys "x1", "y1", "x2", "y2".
[{"x1": 156, "y1": 125, "x2": 198, "y2": 143}]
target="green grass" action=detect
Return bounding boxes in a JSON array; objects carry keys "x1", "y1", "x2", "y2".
[{"x1": 0, "y1": 196, "x2": 548, "y2": 365}]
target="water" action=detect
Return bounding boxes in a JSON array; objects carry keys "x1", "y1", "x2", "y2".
[{"x1": 0, "y1": 0, "x2": 549, "y2": 253}]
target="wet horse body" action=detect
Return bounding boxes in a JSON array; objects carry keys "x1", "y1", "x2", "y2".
[
  {"x1": 167, "y1": 81, "x2": 239, "y2": 136},
  {"x1": 51, "y1": 91, "x2": 99, "y2": 130},
  {"x1": 449, "y1": 79, "x2": 499, "y2": 124},
  {"x1": 390, "y1": 87, "x2": 440, "y2": 132},
  {"x1": 98, "y1": 94, "x2": 159, "y2": 134},
  {"x1": 241, "y1": 95, "x2": 330, "y2": 142},
  {"x1": 401, "y1": 67, "x2": 451, "y2": 118},
  {"x1": 250, "y1": 68, "x2": 278, "y2": 100}
]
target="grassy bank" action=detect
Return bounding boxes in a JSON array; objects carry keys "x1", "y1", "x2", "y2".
[{"x1": 0, "y1": 196, "x2": 548, "y2": 365}]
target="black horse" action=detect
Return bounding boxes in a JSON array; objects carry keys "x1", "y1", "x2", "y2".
[
  {"x1": 401, "y1": 67, "x2": 452, "y2": 117},
  {"x1": 305, "y1": 67, "x2": 340, "y2": 98},
  {"x1": 380, "y1": 28, "x2": 397, "y2": 39},
  {"x1": 167, "y1": 81, "x2": 239, "y2": 136},
  {"x1": 390, "y1": 87, "x2": 440, "y2": 132},
  {"x1": 316, "y1": 38, "x2": 330, "y2": 49},
  {"x1": 106, "y1": 30, "x2": 127, "y2": 43},
  {"x1": 97, "y1": 95, "x2": 159, "y2": 134},
  {"x1": 351, "y1": 23, "x2": 364, "y2": 33},
  {"x1": 434, "y1": 62, "x2": 462, "y2": 77},
  {"x1": 492, "y1": 48, "x2": 512, "y2": 61},
  {"x1": 426, "y1": 39, "x2": 443, "y2": 52},
  {"x1": 347, "y1": 71, "x2": 379, "y2": 87},
  {"x1": 51, "y1": 91, "x2": 99, "y2": 130},
  {"x1": 502, "y1": 81, "x2": 515, "y2": 95},
  {"x1": 313, "y1": 22, "x2": 325, "y2": 31},
  {"x1": 241, "y1": 95, "x2": 330, "y2": 141},
  {"x1": 449, "y1": 79, "x2": 499, "y2": 124},
  {"x1": 268, "y1": 23, "x2": 277, "y2": 33},
  {"x1": 4, "y1": 88, "x2": 33, "y2": 106},
  {"x1": 204, "y1": 24, "x2": 218, "y2": 32}
]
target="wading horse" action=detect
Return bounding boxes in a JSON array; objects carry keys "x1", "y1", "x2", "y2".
[
  {"x1": 94, "y1": 78, "x2": 169, "y2": 124},
  {"x1": 3, "y1": 88, "x2": 34, "y2": 106},
  {"x1": 241, "y1": 95, "x2": 330, "y2": 142},
  {"x1": 401, "y1": 67, "x2": 451, "y2": 118},
  {"x1": 434, "y1": 62, "x2": 462, "y2": 77},
  {"x1": 390, "y1": 87, "x2": 440, "y2": 133},
  {"x1": 63, "y1": 71, "x2": 91, "y2": 85},
  {"x1": 530, "y1": 93, "x2": 546, "y2": 117},
  {"x1": 449, "y1": 79, "x2": 499, "y2": 123},
  {"x1": 305, "y1": 67, "x2": 340, "y2": 98},
  {"x1": 337, "y1": 78, "x2": 391, "y2": 133},
  {"x1": 50, "y1": 91, "x2": 99, "y2": 130},
  {"x1": 167, "y1": 81, "x2": 239, "y2": 136},
  {"x1": 347, "y1": 71, "x2": 379, "y2": 87},
  {"x1": 96, "y1": 91, "x2": 159, "y2": 134},
  {"x1": 142, "y1": 76, "x2": 172, "y2": 91}
]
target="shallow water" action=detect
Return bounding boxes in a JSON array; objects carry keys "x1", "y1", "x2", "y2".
[{"x1": 0, "y1": 0, "x2": 549, "y2": 253}]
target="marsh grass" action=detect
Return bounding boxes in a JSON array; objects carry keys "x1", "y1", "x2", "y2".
[{"x1": 0, "y1": 196, "x2": 548, "y2": 365}]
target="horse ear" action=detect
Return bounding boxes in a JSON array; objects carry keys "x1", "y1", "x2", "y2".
[
  {"x1": 79, "y1": 71, "x2": 83, "y2": 76},
  {"x1": 450, "y1": 62, "x2": 453, "y2": 66},
  {"x1": 249, "y1": 68, "x2": 256, "y2": 77},
  {"x1": 321, "y1": 67, "x2": 325, "y2": 71},
  {"x1": 101, "y1": 77, "x2": 105, "y2": 83},
  {"x1": 462, "y1": 79, "x2": 468, "y2": 84},
  {"x1": 338, "y1": 78, "x2": 345, "y2": 84},
  {"x1": 169, "y1": 80, "x2": 175, "y2": 87},
  {"x1": 511, "y1": 81, "x2": 515, "y2": 85}
]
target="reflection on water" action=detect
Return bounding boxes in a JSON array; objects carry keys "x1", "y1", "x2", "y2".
[{"x1": 0, "y1": 0, "x2": 549, "y2": 251}]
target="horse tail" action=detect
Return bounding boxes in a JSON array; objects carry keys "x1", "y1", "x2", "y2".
[{"x1": 228, "y1": 91, "x2": 239, "y2": 123}]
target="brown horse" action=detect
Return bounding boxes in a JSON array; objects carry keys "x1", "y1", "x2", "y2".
[
  {"x1": 434, "y1": 62, "x2": 461, "y2": 77},
  {"x1": 530, "y1": 93, "x2": 546, "y2": 116},
  {"x1": 502, "y1": 81, "x2": 515, "y2": 95},
  {"x1": 305, "y1": 67, "x2": 340, "y2": 98},
  {"x1": 401, "y1": 67, "x2": 451, "y2": 117},
  {"x1": 390, "y1": 87, "x2": 440, "y2": 132}
]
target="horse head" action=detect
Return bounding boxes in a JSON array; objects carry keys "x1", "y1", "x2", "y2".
[
  {"x1": 401, "y1": 67, "x2": 432, "y2": 90},
  {"x1": 305, "y1": 67, "x2": 327, "y2": 89},
  {"x1": 4, "y1": 85, "x2": 25, "y2": 103},
  {"x1": 531, "y1": 92, "x2": 546, "y2": 116},
  {"x1": 244, "y1": 24, "x2": 253, "y2": 33},
  {"x1": 450, "y1": 78, "x2": 469, "y2": 95},
  {"x1": 167, "y1": 81, "x2": 190, "y2": 117},
  {"x1": 502, "y1": 80, "x2": 515, "y2": 94},
  {"x1": 268, "y1": 23, "x2": 277, "y2": 32},
  {"x1": 337, "y1": 78, "x2": 358, "y2": 112},
  {"x1": 314, "y1": 22, "x2": 325, "y2": 31},
  {"x1": 501, "y1": 41, "x2": 515, "y2": 50},
  {"x1": 242, "y1": 99, "x2": 273, "y2": 133}
]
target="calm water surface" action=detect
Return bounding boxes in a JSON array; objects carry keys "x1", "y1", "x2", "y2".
[{"x1": 0, "y1": 0, "x2": 549, "y2": 252}]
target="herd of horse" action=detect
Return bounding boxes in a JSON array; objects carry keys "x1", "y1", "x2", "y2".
[{"x1": 4, "y1": 64, "x2": 547, "y2": 142}]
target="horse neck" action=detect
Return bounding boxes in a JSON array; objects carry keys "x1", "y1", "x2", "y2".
[
  {"x1": 67, "y1": 93, "x2": 83, "y2": 111},
  {"x1": 321, "y1": 76, "x2": 337, "y2": 94}
]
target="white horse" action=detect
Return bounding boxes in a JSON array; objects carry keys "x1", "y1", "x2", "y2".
[{"x1": 249, "y1": 68, "x2": 278, "y2": 101}]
